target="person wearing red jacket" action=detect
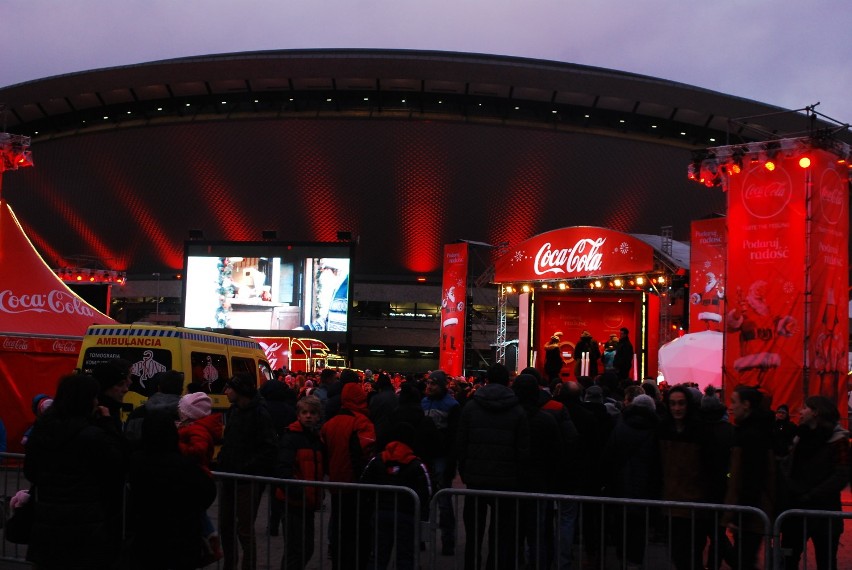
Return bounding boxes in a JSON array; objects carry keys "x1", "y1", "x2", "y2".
[
  {"x1": 275, "y1": 395, "x2": 326, "y2": 570},
  {"x1": 361, "y1": 422, "x2": 432, "y2": 570},
  {"x1": 320, "y1": 380, "x2": 376, "y2": 570},
  {"x1": 177, "y1": 392, "x2": 224, "y2": 563}
]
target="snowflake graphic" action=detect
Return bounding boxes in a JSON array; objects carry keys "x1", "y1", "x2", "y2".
[
  {"x1": 513, "y1": 250, "x2": 524, "y2": 262},
  {"x1": 782, "y1": 281, "x2": 795, "y2": 295},
  {"x1": 619, "y1": 242, "x2": 630, "y2": 254},
  {"x1": 704, "y1": 260, "x2": 711, "y2": 269}
]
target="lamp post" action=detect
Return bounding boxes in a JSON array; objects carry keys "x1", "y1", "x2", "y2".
[{"x1": 152, "y1": 272, "x2": 161, "y2": 316}]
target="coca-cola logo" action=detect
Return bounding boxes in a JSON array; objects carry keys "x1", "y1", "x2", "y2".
[
  {"x1": 52, "y1": 340, "x2": 79, "y2": 353},
  {"x1": 3, "y1": 337, "x2": 29, "y2": 351},
  {"x1": 741, "y1": 166, "x2": 792, "y2": 219},
  {"x1": 534, "y1": 238, "x2": 605, "y2": 276},
  {"x1": 0, "y1": 289, "x2": 96, "y2": 317},
  {"x1": 819, "y1": 169, "x2": 845, "y2": 225}
]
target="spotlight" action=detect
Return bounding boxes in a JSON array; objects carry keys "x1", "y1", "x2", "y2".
[
  {"x1": 614, "y1": 278, "x2": 623, "y2": 287},
  {"x1": 636, "y1": 276, "x2": 645, "y2": 285},
  {"x1": 764, "y1": 161, "x2": 776, "y2": 171},
  {"x1": 521, "y1": 285, "x2": 530, "y2": 293},
  {"x1": 798, "y1": 157, "x2": 811, "y2": 169}
]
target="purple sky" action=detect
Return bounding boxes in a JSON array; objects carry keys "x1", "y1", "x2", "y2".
[{"x1": 2, "y1": 0, "x2": 849, "y2": 125}]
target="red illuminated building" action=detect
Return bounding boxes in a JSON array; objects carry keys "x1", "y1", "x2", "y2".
[{"x1": 1, "y1": 49, "x2": 848, "y2": 372}]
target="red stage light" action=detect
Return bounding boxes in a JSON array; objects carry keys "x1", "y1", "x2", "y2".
[{"x1": 798, "y1": 157, "x2": 811, "y2": 168}]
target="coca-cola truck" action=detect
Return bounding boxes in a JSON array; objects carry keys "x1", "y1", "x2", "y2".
[{"x1": 253, "y1": 336, "x2": 346, "y2": 373}]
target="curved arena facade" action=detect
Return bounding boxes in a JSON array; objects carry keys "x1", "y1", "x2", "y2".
[{"x1": 0, "y1": 49, "x2": 839, "y2": 370}]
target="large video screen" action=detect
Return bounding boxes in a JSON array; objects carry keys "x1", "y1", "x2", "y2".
[{"x1": 182, "y1": 241, "x2": 352, "y2": 335}]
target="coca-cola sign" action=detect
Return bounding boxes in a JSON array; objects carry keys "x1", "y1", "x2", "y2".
[
  {"x1": 3, "y1": 337, "x2": 30, "y2": 351},
  {"x1": 494, "y1": 227, "x2": 654, "y2": 283},
  {"x1": 819, "y1": 167, "x2": 846, "y2": 225},
  {"x1": 741, "y1": 164, "x2": 793, "y2": 219},
  {"x1": 0, "y1": 289, "x2": 96, "y2": 317},
  {"x1": 52, "y1": 340, "x2": 81, "y2": 353}
]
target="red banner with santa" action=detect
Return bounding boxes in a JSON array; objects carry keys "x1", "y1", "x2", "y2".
[
  {"x1": 725, "y1": 154, "x2": 805, "y2": 412},
  {"x1": 689, "y1": 217, "x2": 727, "y2": 332},
  {"x1": 805, "y1": 149, "x2": 849, "y2": 409},
  {"x1": 439, "y1": 243, "x2": 468, "y2": 376}
]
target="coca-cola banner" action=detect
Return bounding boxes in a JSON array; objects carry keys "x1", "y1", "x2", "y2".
[
  {"x1": 724, "y1": 153, "x2": 809, "y2": 415},
  {"x1": 0, "y1": 200, "x2": 114, "y2": 335},
  {"x1": 0, "y1": 335, "x2": 82, "y2": 355},
  {"x1": 689, "y1": 217, "x2": 727, "y2": 332},
  {"x1": 494, "y1": 227, "x2": 654, "y2": 283},
  {"x1": 439, "y1": 243, "x2": 468, "y2": 377},
  {"x1": 805, "y1": 149, "x2": 849, "y2": 411}
]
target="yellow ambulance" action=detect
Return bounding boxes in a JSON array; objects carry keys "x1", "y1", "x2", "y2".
[{"x1": 76, "y1": 324, "x2": 275, "y2": 416}]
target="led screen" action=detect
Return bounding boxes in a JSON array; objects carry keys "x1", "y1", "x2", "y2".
[{"x1": 182, "y1": 241, "x2": 352, "y2": 335}]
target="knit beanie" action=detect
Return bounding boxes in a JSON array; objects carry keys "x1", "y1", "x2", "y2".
[{"x1": 179, "y1": 392, "x2": 212, "y2": 422}]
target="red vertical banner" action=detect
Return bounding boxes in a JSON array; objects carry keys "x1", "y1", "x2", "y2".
[
  {"x1": 439, "y1": 243, "x2": 468, "y2": 376},
  {"x1": 689, "y1": 218, "x2": 727, "y2": 332},
  {"x1": 806, "y1": 150, "x2": 849, "y2": 415},
  {"x1": 725, "y1": 156, "x2": 807, "y2": 413}
]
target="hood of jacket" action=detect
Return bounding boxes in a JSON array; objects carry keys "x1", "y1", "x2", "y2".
[
  {"x1": 472, "y1": 383, "x2": 519, "y2": 412},
  {"x1": 341, "y1": 383, "x2": 369, "y2": 415}
]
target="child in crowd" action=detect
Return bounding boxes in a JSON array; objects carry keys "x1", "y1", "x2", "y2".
[
  {"x1": 276, "y1": 395, "x2": 326, "y2": 570},
  {"x1": 176, "y1": 392, "x2": 224, "y2": 563},
  {"x1": 361, "y1": 422, "x2": 432, "y2": 570}
]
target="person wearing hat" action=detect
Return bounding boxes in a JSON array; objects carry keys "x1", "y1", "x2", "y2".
[
  {"x1": 772, "y1": 403, "x2": 797, "y2": 457},
  {"x1": 21, "y1": 394, "x2": 53, "y2": 447},
  {"x1": 572, "y1": 330, "x2": 601, "y2": 380},
  {"x1": 544, "y1": 331, "x2": 565, "y2": 381},
  {"x1": 421, "y1": 370, "x2": 461, "y2": 555},
  {"x1": 217, "y1": 374, "x2": 278, "y2": 570}
]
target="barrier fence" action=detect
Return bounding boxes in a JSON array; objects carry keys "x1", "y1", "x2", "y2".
[{"x1": 0, "y1": 453, "x2": 849, "y2": 569}]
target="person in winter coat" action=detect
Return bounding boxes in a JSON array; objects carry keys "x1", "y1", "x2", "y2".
[
  {"x1": 613, "y1": 327, "x2": 635, "y2": 382},
  {"x1": 124, "y1": 370, "x2": 183, "y2": 443},
  {"x1": 543, "y1": 331, "x2": 564, "y2": 382},
  {"x1": 723, "y1": 385, "x2": 776, "y2": 570},
  {"x1": 24, "y1": 374, "x2": 125, "y2": 570},
  {"x1": 217, "y1": 374, "x2": 279, "y2": 570},
  {"x1": 127, "y1": 411, "x2": 217, "y2": 570},
  {"x1": 603, "y1": 394, "x2": 660, "y2": 569},
  {"x1": 780, "y1": 396, "x2": 850, "y2": 570},
  {"x1": 421, "y1": 369, "x2": 461, "y2": 555},
  {"x1": 321, "y1": 380, "x2": 376, "y2": 570},
  {"x1": 276, "y1": 395, "x2": 326, "y2": 570},
  {"x1": 512, "y1": 374, "x2": 564, "y2": 569},
  {"x1": 361, "y1": 422, "x2": 432, "y2": 570},
  {"x1": 572, "y1": 330, "x2": 601, "y2": 380},
  {"x1": 457, "y1": 363, "x2": 530, "y2": 570},
  {"x1": 658, "y1": 385, "x2": 729, "y2": 570},
  {"x1": 177, "y1": 391, "x2": 224, "y2": 562},
  {"x1": 260, "y1": 377, "x2": 298, "y2": 537}
]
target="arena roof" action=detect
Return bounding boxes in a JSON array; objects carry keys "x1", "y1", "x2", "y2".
[{"x1": 0, "y1": 49, "x2": 844, "y2": 279}]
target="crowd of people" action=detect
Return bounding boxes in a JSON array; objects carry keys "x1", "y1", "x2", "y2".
[{"x1": 14, "y1": 357, "x2": 852, "y2": 570}]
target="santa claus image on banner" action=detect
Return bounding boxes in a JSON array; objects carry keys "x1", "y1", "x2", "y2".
[
  {"x1": 726, "y1": 279, "x2": 797, "y2": 386},
  {"x1": 690, "y1": 270, "x2": 725, "y2": 327},
  {"x1": 441, "y1": 285, "x2": 464, "y2": 352}
]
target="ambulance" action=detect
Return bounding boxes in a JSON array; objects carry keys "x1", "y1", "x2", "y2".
[{"x1": 76, "y1": 324, "x2": 275, "y2": 416}]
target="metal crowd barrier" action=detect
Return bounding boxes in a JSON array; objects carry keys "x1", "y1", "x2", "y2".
[
  {"x1": 773, "y1": 509, "x2": 852, "y2": 570},
  {"x1": 0, "y1": 452, "x2": 848, "y2": 570},
  {"x1": 427, "y1": 488, "x2": 772, "y2": 570},
  {"x1": 0, "y1": 453, "x2": 28, "y2": 564}
]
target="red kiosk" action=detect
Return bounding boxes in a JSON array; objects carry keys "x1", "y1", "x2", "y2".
[{"x1": 490, "y1": 226, "x2": 682, "y2": 382}]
